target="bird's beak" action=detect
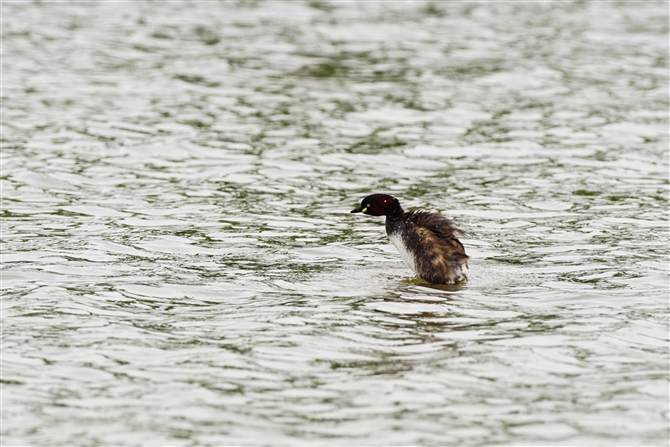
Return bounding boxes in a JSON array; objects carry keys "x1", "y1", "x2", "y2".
[{"x1": 351, "y1": 206, "x2": 363, "y2": 213}]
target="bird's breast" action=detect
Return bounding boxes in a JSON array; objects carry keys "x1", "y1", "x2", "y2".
[{"x1": 388, "y1": 232, "x2": 417, "y2": 273}]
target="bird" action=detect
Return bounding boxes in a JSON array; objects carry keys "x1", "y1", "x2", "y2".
[{"x1": 351, "y1": 193, "x2": 468, "y2": 284}]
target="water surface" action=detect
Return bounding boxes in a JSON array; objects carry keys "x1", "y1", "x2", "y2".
[{"x1": 2, "y1": 2, "x2": 668, "y2": 446}]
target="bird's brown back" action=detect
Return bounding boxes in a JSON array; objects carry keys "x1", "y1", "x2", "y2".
[{"x1": 403, "y1": 211, "x2": 468, "y2": 284}]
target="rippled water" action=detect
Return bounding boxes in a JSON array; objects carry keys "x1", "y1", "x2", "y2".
[{"x1": 2, "y1": 2, "x2": 669, "y2": 446}]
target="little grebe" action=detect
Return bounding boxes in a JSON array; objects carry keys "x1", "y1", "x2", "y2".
[{"x1": 351, "y1": 193, "x2": 468, "y2": 284}]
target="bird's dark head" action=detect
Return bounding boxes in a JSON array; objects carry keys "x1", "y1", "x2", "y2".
[{"x1": 351, "y1": 193, "x2": 402, "y2": 217}]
